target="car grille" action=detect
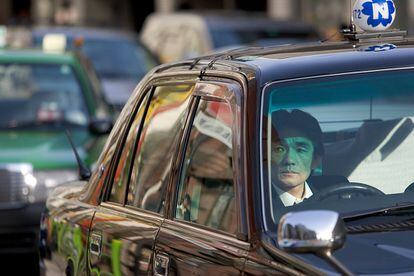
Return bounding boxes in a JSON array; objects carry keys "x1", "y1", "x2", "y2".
[{"x1": 0, "y1": 165, "x2": 30, "y2": 206}]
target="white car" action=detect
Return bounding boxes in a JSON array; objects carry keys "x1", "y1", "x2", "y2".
[{"x1": 140, "y1": 11, "x2": 320, "y2": 63}]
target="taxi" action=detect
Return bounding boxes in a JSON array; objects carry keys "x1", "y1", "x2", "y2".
[
  {"x1": 40, "y1": 1, "x2": 414, "y2": 275},
  {"x1": 0, "y1": 36, "x2": 112, "y2": 273},
  {"x1": 32, "y1": 27, "x2": 159, "y2": 112},
  {"x1": 140, "y1": 10, "x2": 320, "y2": 63}
]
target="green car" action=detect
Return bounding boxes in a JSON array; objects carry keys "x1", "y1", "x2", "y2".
[{"x1": 0, "y1": 48, "x2": 112, "y2": 273}]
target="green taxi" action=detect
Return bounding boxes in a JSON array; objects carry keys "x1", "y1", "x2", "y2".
[{"x1": 0, "y1": 48, "x2": 112, "y2": 273}]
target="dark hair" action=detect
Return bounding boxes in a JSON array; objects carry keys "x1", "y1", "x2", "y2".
[{"x1": 271, "y1": 109, "x2": 324, "y2": 157}]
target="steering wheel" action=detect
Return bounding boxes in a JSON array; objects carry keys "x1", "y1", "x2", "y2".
[
  {"x1": 404, "y1": 182, "x2": 414, "y2": 193},
  {"x1": 310, "y1": 182, "x2": 385, "y2": 201}
]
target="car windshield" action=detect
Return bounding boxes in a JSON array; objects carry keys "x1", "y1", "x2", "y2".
[
  {"x1": 0, "y1": 63, "x2": 88, "y2": 129},
  {"x1": 80, "y1": 39, "x2": 157, "y2": 79},
  {"x1": 209, "y1": 27, "x2": 318, "y2": 49},
  {"x1": 261, "y1": 69, "x2": 414, "y2": 226}
]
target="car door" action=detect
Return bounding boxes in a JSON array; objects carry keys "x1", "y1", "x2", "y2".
[
  {"x1": 153, "y1": 80, "x2": 250, "y2": 275},
  {"x1": 41, "y1": 183, "x2": 97, "y2": 275},
  {"x1": 88, "y1": 83, "x2": 195, "y2": 275}
]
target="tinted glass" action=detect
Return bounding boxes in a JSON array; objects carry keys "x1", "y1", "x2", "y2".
[
  {"x1": 109, "y1": 93, "x2": 150, "y2": 204},
  {"x1": 34, "y1": 34, "x2": 157, "y2": 79},
  {"x1": 0, "y1": 64, "x2": 88, "y2": 129},
  {"x1": 78, "y1": 56, "x2": 109, "y2": 118},
  {"x1": 81, "y1": 39, "x2": 157, "y2": 79},
  {"x1": 175, "y1": 99, "x2": 236, "y2": 234},
  {"x1": 209, "y1": 26, "x2": 318, "y2": 49},
  {"x1": 127, "y1": 84, "x2": 194, "y2": 213},
  {"x1": 262, "y1": 70, "x2": 414, "y2": 223}
]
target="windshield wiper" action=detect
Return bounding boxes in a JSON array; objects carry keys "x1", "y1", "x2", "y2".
[{"x1": 342, "y1": 202, "x2": 414, "y2": 221}]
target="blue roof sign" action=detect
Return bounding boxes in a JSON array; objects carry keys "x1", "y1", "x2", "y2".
[
  {"x1": 352, "y1": 0, "x2": 396, "y2": 32},
  {"x1": 359, "y1": 43, "x2": 397, "y2": 52}
]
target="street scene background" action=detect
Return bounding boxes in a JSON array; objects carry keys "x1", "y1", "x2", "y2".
[
  {"x1": 2, "y1": 0, "x2": 414, "y2": 41},
  {"x1": 0, "y1": 0, "x2": 412, "y2": 275}
]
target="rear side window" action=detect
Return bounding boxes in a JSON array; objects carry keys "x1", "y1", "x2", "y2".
[
  {"x1": 126, "y1": 84, "x2": 194, "y2": 213},
  {"x1": 175, "y1": 99, "x2": 237, "y2": 234}
]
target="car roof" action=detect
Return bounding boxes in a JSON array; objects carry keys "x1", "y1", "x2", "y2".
[
  {"x1": 0, "y1": 48, "x2": 78, "y2": 64},
  {"x1": 158, "y1": 38, "x2": 414, "y2": 87},
  {"x1": 32, "y1": 26, "x2": 138, "y2": 41},
  {"x1": 244, "y1": 39, "x2": 414, "y2": 85}
]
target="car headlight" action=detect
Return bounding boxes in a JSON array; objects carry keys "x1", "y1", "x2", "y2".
[{"x1": 30, "y1": 169, "x2": 79, "y2": 202}]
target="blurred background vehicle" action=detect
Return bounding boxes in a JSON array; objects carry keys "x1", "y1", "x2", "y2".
[
  {"x1": 2, "y1": 0, "x2": 414, "y2": 45},
  {"x1": 140, "y1": 11, "x2": 321, "y2": 63},
  {"x1": 0, "y1": 43, "x2": 112, "y2": 274},
  {"x1": 32, "y1": 27, "x2": 159, "y2": 111}
]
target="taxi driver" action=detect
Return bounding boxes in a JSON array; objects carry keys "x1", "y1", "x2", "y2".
[{"x1": 270, "y1": 109, "x2": 324, "y2": 206}]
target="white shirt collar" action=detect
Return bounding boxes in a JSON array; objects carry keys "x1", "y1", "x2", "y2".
[{"x1": 274, "y1": 182, "x2": 313, "y2": 207}]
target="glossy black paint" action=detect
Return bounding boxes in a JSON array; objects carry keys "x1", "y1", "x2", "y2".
[
  {"x1": 40, "y1": 37, "x2": 414, "y2": 275},
  {"x1": 40, "y1": 182, "x2": 94, "y2": 273},
  {"x1": 89, "y1": 204, "x2": 162, "y2": 275},
  {"x1": 245, "y1": 40, "x2": 414, "y2": 86},
  {"x1": 155, "y1": 220, "x2": 248, "y2": 275}
]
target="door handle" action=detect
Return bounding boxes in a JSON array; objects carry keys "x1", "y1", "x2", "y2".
[
  {"x1": 89, "y1": 232, "x2": 102, "y2": 256},
  {"x1": 153, "y1": 253, "x2": 170, "y2": 276}
]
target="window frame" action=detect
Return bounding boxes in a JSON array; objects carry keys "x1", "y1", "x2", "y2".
[
  {"x1": 168, "y1": 79, "x2": 245, "y2": 238},
  {"x1": 125, "y1": 83, "x2": 196, "y2": 212},
  {"x1": 102, "y1": 78, "x2": 198, "y2": 217},
  {"x1": 103, "y1": 86, "x2": 154, "y2": 206},
  {"x1": 259, "y1": 68, "x2": 414, "y2": 232}
]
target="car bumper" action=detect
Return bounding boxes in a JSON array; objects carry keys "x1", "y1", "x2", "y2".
[{"x1": 0, "y1": 202, "x2": 44, "y2": 254}]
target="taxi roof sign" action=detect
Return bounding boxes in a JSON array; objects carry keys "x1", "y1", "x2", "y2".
[
  {"x1": 342, "y1": 0, "x2": 405, "y2": 42},
  {"x1": 352, "y1": 0, "x2": 396, "y2": 32},
  {"x1": 42, "y1": 34, "x2": 67, "y2": 53}
]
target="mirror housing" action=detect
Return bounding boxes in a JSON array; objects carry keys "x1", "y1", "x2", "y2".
[
  {"x1": 277, "y1": 210, "x2": 346, "y2": 253},
  {"x1": 89, "y1": 117, "x2": 113, "y2": 135}
]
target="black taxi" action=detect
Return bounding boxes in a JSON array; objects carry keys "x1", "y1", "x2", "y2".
[{"x1": 40, "y1": 2, "x2": 414, "y2": 275}]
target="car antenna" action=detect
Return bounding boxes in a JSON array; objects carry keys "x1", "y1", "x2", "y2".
[
  {"x1": 349, "y1": 0, "x2": 357, "y2": 34},
  {"x1": 341, "y1": 0, "x2": 359, "y2": 37},
  {"x1": 64, "y1": 128, "x2": 91, "y2": 180}
]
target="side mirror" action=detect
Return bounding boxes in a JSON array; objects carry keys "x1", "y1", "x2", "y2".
[
  {"x1": 89, "y1": 117, "x2": 113, "y2": 135},
  {"x1": 277, "y1": 210, "x2": 346, "y2": 253},
  {"x1": 278, "y1": 210, "x2": 353, "y2": 275}
]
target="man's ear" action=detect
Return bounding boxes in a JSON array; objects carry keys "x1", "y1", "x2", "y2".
[{"x1": 311, "y1": 155, "x2": 322, "y2": 169}]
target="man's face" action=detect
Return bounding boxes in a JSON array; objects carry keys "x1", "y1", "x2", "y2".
[{"x1": 271, "y1": 136, "x2": 315, "y2": 192}]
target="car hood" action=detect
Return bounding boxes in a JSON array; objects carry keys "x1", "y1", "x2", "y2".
[
  {"x1": 101, "y1": 77, "x2": 139, "y2": 107},
  {"x1": 0, "y1": 130, "x2": 89, "y2": 170},
  {"x1": 296, "y1": 230, "x2": 414, "y2": 275}
]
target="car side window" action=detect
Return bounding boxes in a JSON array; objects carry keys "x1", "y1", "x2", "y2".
[
  {"x1": 78, "y1": 56, "x2": 109, "y2": 117},
  {"x1": 175, "y1": 98, "x2": 236, "y2": 234},
  {"x1": 109, "y1": 93, "x2": 151, "y2": 204},
  {"x1": 126, "y1": 84, "x2": 194, "y2": 213}
]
